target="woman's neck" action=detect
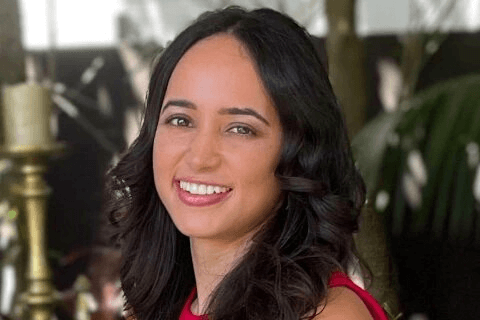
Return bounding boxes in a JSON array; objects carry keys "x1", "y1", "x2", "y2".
[{"x1": 189, "y1": 237, "x2": 250, "y2": 315}]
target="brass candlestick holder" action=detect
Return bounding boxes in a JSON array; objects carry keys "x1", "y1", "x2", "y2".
[
  {"x1": 1, "y1": 83, "x2": 64, "y2": 320},
  {"x1": 0, "y1": 144, "x2": 65, "y2": 320}
]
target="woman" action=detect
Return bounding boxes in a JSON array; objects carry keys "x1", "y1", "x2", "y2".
[{"x1": 106, "y1": 6, "x2": 388, "y2": 320}]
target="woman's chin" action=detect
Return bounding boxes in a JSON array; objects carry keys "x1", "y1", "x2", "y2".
[{"x1": 175, "y1": 221, "x2": 220, "y2": 239}]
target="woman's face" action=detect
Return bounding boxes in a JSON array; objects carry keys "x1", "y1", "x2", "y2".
[{"x1": 152, "y1": 34, "x2": 282, "y2": 243}]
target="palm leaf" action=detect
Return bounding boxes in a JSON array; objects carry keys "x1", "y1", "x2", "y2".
[
  {"x1": 354, "y1": 74, "x2": 480, "y2": 242},
  {"x1": 352, "y1": 111, "x2": 403, "y2": 196}
]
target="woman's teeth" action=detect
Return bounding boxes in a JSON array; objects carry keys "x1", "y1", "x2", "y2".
[{"x1": 179, "y1": 181, "x2": 229, "y2": 195}]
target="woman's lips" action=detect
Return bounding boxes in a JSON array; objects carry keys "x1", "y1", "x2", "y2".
[{"x1": 175, "y1": 180, "x2": 232, "y2": 207}]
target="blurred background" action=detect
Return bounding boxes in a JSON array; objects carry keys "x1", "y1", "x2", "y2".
[{"x1": 0, "y1": 0, "x2": 479, "y2": 319}]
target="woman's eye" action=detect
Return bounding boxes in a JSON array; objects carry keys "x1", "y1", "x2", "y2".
[
  {"x1": 229, "y1": 126, "x2": 255, "y2": 136},
  {"x1": 167, "y1": 116, "x2": 191, "y2": 127}
]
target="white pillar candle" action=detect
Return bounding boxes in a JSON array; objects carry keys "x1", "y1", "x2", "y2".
[{"x1": 2, "y1": 83, "x2": 53, "y2": 148}]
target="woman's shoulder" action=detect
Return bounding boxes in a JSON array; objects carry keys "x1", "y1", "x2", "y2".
[{"x1": 310, "y1": 272, "x2": 388, "y2": 320}]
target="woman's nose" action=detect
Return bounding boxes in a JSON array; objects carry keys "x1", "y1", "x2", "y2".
[{"x1": 186, "y1": 129, "x2": 221, "y2": 172}]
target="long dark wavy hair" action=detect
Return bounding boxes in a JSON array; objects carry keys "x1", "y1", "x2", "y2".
[{"x1": 105, "y1": 6, "x2": 366, "y2": 320}]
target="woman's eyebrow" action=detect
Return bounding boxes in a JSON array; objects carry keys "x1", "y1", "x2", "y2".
[
  {"x1": 218, "y1": 107, "x2": 270, "y2": 126},
  {"x1": 161, "y1": 101, "x2": 270, "y2": 126},
  {"x1": 161, "y1": 99, "x2": 196, "y2": 113}
]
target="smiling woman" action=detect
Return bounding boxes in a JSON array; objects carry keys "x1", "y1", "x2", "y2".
[
  {"x1": 153, "y1": 34, "x2": 282, "y2": 244},
  {"x1": 105, "y1": 6, "x2": 388, "y2": 320}
]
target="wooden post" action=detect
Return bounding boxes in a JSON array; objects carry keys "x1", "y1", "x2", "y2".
[
  {"x1": 326, "y1": 0, "x2": 401, "y2": 317},
  {"x1": 325, "y1": 0, "x2": 367, "y2": 138}
]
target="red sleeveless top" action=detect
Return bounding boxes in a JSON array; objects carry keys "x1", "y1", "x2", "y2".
[{"x1": 179, "y1": 272, "x2": 388, "y2": 319}]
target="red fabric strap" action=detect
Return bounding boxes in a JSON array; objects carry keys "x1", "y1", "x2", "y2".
[{"x1": 329, "y1": 271, "x2": 389, "y2": 320}]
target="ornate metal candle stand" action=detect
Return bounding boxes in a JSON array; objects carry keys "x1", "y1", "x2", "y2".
[{"x1": 0, "y1": 144, "x2": 65, "y2": 320}]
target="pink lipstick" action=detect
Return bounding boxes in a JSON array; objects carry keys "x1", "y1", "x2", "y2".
[{"x1": 175, "y1": 180, "x2": 232, "y2": 207}]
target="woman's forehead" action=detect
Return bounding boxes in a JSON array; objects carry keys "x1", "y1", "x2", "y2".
[
  {"x1": 171, "y1": 34, "x2": 252, "y2": 79},
  {"x1": 163, "y1": 34, "x2": 276, "y2": 118}
]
